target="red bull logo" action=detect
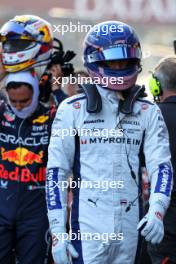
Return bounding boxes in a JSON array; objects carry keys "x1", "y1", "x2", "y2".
[
  {"x1": 33, "y1": 115, "x2": 49, "y2": 124},
  {"x1": 1, "y1": 147, "x2": 43, "y2": 166},
  {"x1": 0, "y1": 164, "x2": 46, "y2": 182}
]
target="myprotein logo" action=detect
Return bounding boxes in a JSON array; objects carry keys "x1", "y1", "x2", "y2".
[{"x1": 88, "y1": 137, "x2": 141, "y2": 145}]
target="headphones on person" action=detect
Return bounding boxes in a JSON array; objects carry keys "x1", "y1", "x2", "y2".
[{"x1": 148, "y1": 73, "x2": 162, "y2": 97}]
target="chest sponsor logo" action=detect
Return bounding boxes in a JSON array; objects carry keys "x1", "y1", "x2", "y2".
[
  {"x1": 3, "y1": 111, "x2": 15, "y2": 122},
  {"x1": 1, "y1": 121, "x2": 15, "y2": 128},
  {"x1": 32, "y1": 124, "x2": 48, "y2": 131},
  {"x1": 32, "y1": 115, "x2": 49, "y2": 124},
  {"x1": 81, "y1": 137, "x2": 141, "y2": 145},
  {"x1": 121, "y1": 120, "x2": 140, "y2": 126},
  {"x1": 0, "y1": 133, "x2": 49, "y2": 146},
  {"x1": 0, "y1": 164, "x2": 46, "y2": 183},
  {"x1": 84, "y1": 119, "x2": 104, "y2": 124},
  {"x1": 1, "y1": 147, "x2": 43, "y2": 166},
  {"x1": 123, "y1": 128, "x2": 141, "y2": 134}
]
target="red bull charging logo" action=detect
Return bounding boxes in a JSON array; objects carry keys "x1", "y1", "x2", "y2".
[{"x1": 1, "y1": 147, "x2": 43, "y2": 166}]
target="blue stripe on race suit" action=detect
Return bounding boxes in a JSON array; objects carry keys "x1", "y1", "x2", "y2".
[
  {"x1": 71, "y1": 135, "x2": 84, "y2": 264},
  {"x1": 154, "y1": 163, "x2": 172, "y2": 196},
  {"x1": 46, "y1": 168, "x2": 62, "y2": 210},
  {"x1": 135, "y1": 190, "x2": 143, "y2": 264},
  {"x1": 135, "y1": 132, "x2": 145, "y2": 264}
]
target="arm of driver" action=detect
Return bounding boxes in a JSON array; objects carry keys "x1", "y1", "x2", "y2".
[
  {"x1": 137, "y1": 104, "x2": 173, "y2": 244},
  {"x1": 46, "y1": 99, "x2": 76, "y2": 231},
  {"x1": 144, "y1": 104, "x2": 173, "y2": 210}
]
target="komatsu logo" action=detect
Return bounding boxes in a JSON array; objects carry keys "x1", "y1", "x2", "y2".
[
  {"x1": 154, "y1": 163, "x2": 172, "y2": 196},
  {"x1": 159, "y1": 166, "x2": 170, "y2": 193},
  {"x1": 46, "y1": 168, "x2": 62, "y2": 210}
]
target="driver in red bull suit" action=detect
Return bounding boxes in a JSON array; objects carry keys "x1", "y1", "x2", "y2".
[
  {"x1": 0, "y1": 70, "x2": 65, "y2": 264},
  {"x1": 0, "y1": 14, "x2": 68, "y2": 264}
]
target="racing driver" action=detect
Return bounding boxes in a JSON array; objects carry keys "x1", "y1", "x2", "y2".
[
  {"x1": 0, "y1": 70, "x2": 61, "y2": 264},
  {"x1": 0, "y1": 14, "x2": 68, "y2": 264},
  {"x1": 46, "y1": 21, "x2": 173, "y2": 264}
]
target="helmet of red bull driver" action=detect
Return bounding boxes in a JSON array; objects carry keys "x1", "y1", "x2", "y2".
[{"x1": 0, "y1": 15, "x2": 53, "y2": 72}]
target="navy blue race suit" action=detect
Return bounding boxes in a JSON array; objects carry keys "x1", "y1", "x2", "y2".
[{"x1": 0, "y1": 88, "x2": 67, "y2": 264}]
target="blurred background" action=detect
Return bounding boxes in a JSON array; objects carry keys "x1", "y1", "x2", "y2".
[{"x1": 0, "y1": 0, "x2": 175, "y2": 92}]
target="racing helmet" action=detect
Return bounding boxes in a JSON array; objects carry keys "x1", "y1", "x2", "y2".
[
  {"x1": 83, "y1": 21, "x2": 142, "y2": 91},
  {"x1": 0, "y1": 15, "x2": 53, "y2": 72}
]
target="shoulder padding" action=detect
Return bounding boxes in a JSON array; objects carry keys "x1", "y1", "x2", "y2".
[{"x1": 77, "y1": 84, "x2": 102, "y2": 113}]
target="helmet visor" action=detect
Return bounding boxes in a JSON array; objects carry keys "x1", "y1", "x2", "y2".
[
  {"x1": 0, "y1": 21, "x2": 27, "y2": 40},
  {"x1": 0, "y1": 21, "x2": 34, "y2": 41},
  {"x1": 3, "y1": 39, "x2": 36, "y2": 53},
  {"x1": 87, "y1": 45, "x2": 142, "y2": 63}
]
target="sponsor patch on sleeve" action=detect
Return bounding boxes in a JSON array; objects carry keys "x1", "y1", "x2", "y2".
[
  {"x1": 154, "y1": 163, "x2": 172, "y2": 196},
  {"x1": 46, "y1": 168, "x2": 62, "y2": 210}
]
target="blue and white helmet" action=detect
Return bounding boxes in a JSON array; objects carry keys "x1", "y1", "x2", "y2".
[{"x1": 83, "y1": 21, "x2": 142, "y2": 91}]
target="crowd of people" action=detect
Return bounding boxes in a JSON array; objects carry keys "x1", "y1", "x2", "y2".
[{"x1": 0, "y1": 14, "x2": 175, "y2": 264}]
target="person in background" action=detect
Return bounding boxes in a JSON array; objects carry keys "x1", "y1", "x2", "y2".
[
  {"x1": 65, "y1": 70, "x2": 89, "y2": 96},
  {"x1": 47, "y1": 69, "x2": 89, "y2": 106},
  {"x1": 148, "y1": 57, "x2": 176, "y2": 264}
]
